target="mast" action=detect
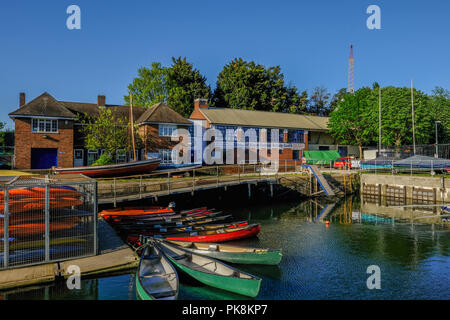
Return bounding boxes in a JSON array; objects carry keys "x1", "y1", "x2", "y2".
[
  {"x1": 129, "y1": 94, "x2": 137, "y2": 161},
  {"x1": 411, "y1": 79, "x2": 416, "y2": 155}
]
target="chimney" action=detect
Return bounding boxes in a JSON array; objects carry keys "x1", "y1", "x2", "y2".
[
  {"x1": 194, "y1": 98, "x2": 209, "y2": 111},
  {"x1": 19, "y1": 92, "x2": 26, "y2": 107},
  {"x1": 97, "y1": 95, "x2": 106, "y2": 106}
]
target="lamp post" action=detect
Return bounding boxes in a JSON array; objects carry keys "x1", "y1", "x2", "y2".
[{"x1": 435, "y1": 120, "x2": 441, "y2": 158}]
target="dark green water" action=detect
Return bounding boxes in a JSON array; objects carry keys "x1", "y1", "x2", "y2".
[{"x1": 2, "y1": 197, "x2": 449, "y2": 300}]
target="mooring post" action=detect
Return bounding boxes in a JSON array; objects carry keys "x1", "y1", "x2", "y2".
[
  {"x1": 216, "y1": 166, "x2": 219, "y2": 187},
  {"x1": 45, "y1": 184, "x2": 50, "y2": 262},
  {"x1": 192, "y1": 169, "x2": 195, "y2": 194},
  {"x1": 248, "y1": 183, "x2": 251, "y2": 198},
  {"x1": 3, "y1": 187, "x2": 9, "y2": 268},
  {"x1": 167, "y1": 172, "x2": 171, "y2": 195},
  {"x1": 270, "y1": 183, "x2": 274, "y2": 197},
  {"x1": 139, "y1": 175, "x2": 143, "y2": 199}
]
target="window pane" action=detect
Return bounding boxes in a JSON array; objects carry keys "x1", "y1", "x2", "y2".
[
  {"x1": 51, "y1": 120, "x2": 57, "y2": 132},
  {"x1": 39, "y1": 121, "x2": 45, "y2": 132}
]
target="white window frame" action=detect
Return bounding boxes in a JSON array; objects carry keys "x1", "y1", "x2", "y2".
[
  {"x1": 31, "y1": 118, "x2": 58, "y2": 133},
  {"x1": 158, "y1": 124, "x2": 177, "y2": 137},
  {"x1": 158, "y1": 149, "x2": 173, "y2": 164}
]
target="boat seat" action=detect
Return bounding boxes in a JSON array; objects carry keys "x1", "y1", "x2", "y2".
[
  {"x1": 152, "y1": 290, "x2": 177, "y2": 299},
  {"x1": 208, "y1": 244, "x2": 219, "y2": 251},
  {"x1": 171, "y1": 253, "x2": 187, "y2": 260},
  {"x1": 143, "y1": 255, "x2": 159, "y2": 260}
]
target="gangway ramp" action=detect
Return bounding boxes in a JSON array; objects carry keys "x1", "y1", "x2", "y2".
[{"x1": 303, "y1": 165, "x2": 335, "y2": 196}]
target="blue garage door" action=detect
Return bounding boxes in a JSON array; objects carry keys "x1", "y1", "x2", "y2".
[{"x1": 31, "y1": 148, "x2": 58, "y2": 169}]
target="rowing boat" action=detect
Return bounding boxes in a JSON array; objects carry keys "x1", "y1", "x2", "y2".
[
  {"x1": 107, "y1": 209, "x2": 218, "y2": 224},
  {"x1": 118, "y1": 219, "x2": 244, "y2": 236},
  {"x1": 155, "y1": 240, "x2": 261, "y2": 298},
  {"x1": 114, "y1": 214, "x2": 232, "y2": 231},
  {"x1": 55, "y1": 158, "x2": 160, "y2": 178},
  {"x1": 127, "y1": 223, "x2": 260, "y2": 246},
  {"x1": 136, "y1": 243, "x2": 179, "y2": 300},
  {"x1": 167, "y1": 240, "x2": 283, "y2": 265}
]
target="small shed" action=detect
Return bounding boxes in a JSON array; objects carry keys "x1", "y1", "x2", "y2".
[{"x1": 303, "y1": 150, "x2": 341, "y2": 165}]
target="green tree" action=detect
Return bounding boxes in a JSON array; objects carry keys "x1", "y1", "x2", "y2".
[
  {"x1": 124, "y1": 62, "x2": 169, "y2": 106},
  {"x1": 328, "y1": 87, "x2": 376, "y2": 158},
  {"x1": 429, "y1": 86, "x2": 450, "y2": 144},
  {"x1": 329, "y1": 88, "x2": 348, "y2": 112},
  {"x1": 125, "y1": 58, "x2": 211, "y2": 117},
  {"x1": 167, "y1": 57, "x2": 212, "y2": 117},
  {"x1": 79, "y1": 107, "x2": 141, "y2": 162},
  {"x1": 213, "y1": 58, "x2": 306, "y2": 113},
  {"x1": 308, "y1": 86, "x2": 331, "y2": 116},
  {"x1": 380, "y1": 86, "x2": 432, "y2": 147}
]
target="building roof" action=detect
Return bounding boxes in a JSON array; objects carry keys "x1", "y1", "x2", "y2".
[
  {"x1": 197, "y1": 108, "x2": 329, "y2": 131},
  {"x1": 9, "y1": 92, "x2": 77, "y2": 119},
  {"x1": 135, "y1": 102, "x2": 192, "y2": 125},
  {"x1": 9, "y1": 93, "x2": 189, "y2": 125}
]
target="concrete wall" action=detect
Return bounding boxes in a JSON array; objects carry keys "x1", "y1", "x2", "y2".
[{"x1": 361, "y1": 174, "x2": 449, "y2": 202}]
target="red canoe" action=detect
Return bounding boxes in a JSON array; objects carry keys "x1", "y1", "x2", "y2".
[
  {"x1": 127, "y1": 223, "x2": 260, "y2": 245},
  {"x1": 99, "y1": 206, "x2": 175, "y2": 218},
  {"x1": 54, "y1": 158, "x2": 160, "y2": 178}
]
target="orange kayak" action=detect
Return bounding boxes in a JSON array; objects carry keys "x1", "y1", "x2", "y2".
[
  {"x1": 0, "y1": 187, "x2": 82, "y2": 200},
  {"x1": 99, "y1": 206, "x2": 174, "y2": 218},
  {"x1": 0, "y1": 197, "x2": 83, "y2": 214},
  {"x1": 0, "y1": 221, "x2": 76, "y2": 237}
]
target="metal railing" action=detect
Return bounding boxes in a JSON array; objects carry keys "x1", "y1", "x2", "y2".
[
  {"x1": 96, "y1": 162, "x2": 308, "y2": 205},
  {"x1": 1, "y1": 174, "x2": 97, "y2": 270}
]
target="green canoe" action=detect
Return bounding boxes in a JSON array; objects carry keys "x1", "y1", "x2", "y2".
[
  {"x1": 136, "y1": 243, "x2": 179, "y2": 300},
  {"x1": 167, "y1": 240, "x2": 282, "y2": 265},
  {"x1": 156, "y1": 240, "x2": 262, "y2": 298}
]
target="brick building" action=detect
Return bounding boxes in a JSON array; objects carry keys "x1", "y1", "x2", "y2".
[
  {"x1": 9, "y1": 92, "x2": 191, "y2": 169},
  {"x1": 189, "y1": 98, "x2": 359, "y2": 163}
]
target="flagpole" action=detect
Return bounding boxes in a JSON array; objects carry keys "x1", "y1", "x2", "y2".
[
  {"x1": 378, "y1": 86, "x2": 382, "y2": 153},
  {"x1": 411, "y1": 79, "x2": 416, "y2": 155},
  {"x1": 130, "y1": 94, "x2": 137, "y2": 162}
]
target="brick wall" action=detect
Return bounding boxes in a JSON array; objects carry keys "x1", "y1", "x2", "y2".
[
  {"x1": 138, "y1": 124, "x2": 190, "y2": 153},
  {"x1": 14, "y1": 118, "x2": 74, "y2": 169}
]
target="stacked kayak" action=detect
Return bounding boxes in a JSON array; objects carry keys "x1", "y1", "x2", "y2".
[{"x1": 0, "y1": 186, "x2": 86, "y2": 241}]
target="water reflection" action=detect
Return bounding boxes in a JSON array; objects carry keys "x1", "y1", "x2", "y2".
[{"x1": 1, "y1": 195, "x2": 449, "y2": 300}]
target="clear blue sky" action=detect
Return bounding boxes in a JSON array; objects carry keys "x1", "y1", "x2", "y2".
[{"x1": 1, "y1": 0, "x2": 449, "y2": 129}]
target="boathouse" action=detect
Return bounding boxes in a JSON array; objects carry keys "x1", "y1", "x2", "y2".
[
  {"x1": 8, "y1": 92, "x2": 191, "y2": 169},
  {"x1": 189, "y1": 99, "x2": 359, "y2": 163}
]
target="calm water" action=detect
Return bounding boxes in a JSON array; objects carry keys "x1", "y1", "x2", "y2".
[{"x1": 2, "y1": 197, "x2": 449, "y2": 300}]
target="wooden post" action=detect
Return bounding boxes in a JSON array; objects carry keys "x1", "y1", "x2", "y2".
[
  {"x1": 248, "y1": 183, "x2": 251, "y2": 198},
  {"x1": 139, "y1": 175, "x2": 143, "y2": 199},
  {"x1": 168, "y1": 172, "x2": 171, "y2": 195},
  {"x1": 216, "y1": 166, "x2": 219, "y2": 187},
  {"x1": 113, "y1": 178, "x2": 117, "y2": 207},
  {"x1": 129, "y1": 94, "x2": 137, "y2": 162}
]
